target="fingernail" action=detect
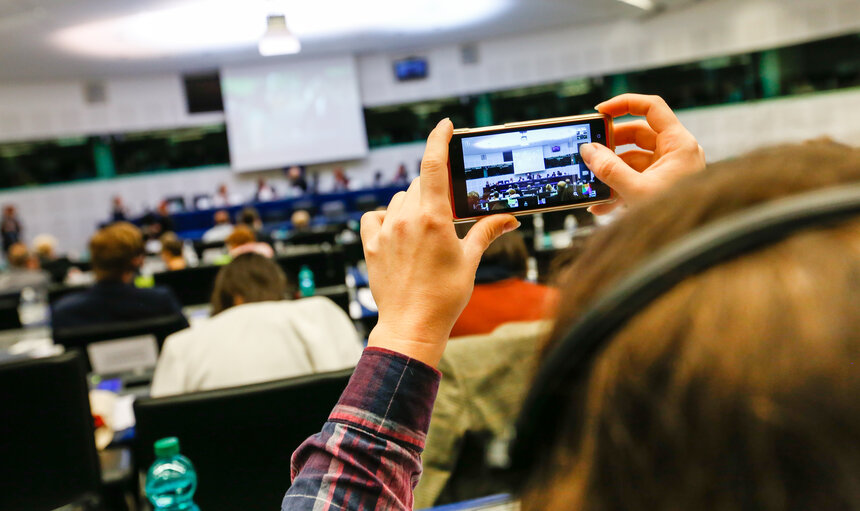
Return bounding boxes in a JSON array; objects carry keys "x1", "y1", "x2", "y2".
[
  {"x1": 437, "y1": 117, "x2": 451, "y2": 128},
  {"x1": 503, "y1": 219, "x2": 521, "y2": 234},
  {"x1": 580, "y1": 143, "x2": 595, "y2": 161},
  {"x1": 587, "y1": 206, "x2": 594, "y2": 214}
]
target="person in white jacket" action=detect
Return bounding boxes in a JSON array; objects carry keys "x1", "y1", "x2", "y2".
[{"x1": 150, "y1": 252, "x2": 362, "y2": 397}]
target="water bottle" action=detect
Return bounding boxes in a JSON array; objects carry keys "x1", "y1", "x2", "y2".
[
  {"x1": 298, "y1": 265, "x2": 315, "y2": 297},
  {"x1": 145, "y1": 437, "x2": 200, "y2": 511}
]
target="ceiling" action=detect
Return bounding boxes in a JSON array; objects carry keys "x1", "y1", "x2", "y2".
[{"x1": 0, "y1": 0, "x2": 701, "y2": 81}]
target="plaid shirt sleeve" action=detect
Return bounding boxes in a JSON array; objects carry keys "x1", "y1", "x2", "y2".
[{"x1": 282, "y1": 347, "x2": 442, "y2": 511}]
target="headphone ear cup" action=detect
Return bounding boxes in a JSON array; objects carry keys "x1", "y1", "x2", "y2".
[{"x1": 504, "y1": 184, "x2": 860, "y2": 489}]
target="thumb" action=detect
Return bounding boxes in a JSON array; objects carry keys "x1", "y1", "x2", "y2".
[
  {"x1": 463, "y1": 214, "x2": 520, "y2": 263},
  {"x1": 580, "y1": 143, "x2": 642, "y2": 200}
]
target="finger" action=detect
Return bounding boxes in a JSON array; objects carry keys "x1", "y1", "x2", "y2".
[
  {"x1": 618, "y1": 150, "x2": 654, "y2": 172},
  {"x1": 462, "y1": 214, "x2": 520, "y2": 263},
  {"x1": 588, "y1": 202, "x2": 622, "y2": 216},
  {"x1": 596, "y1": 94, "x2": 680, "y2": 134},
  {"x1": 580, "y1": 143, "x2": 643, "y2": 199},
  {"x1": 360, "y1": 211, "x2": 385, "y2": 245},
  {"x1": 613, "y1": 121, "x2": 658, "y2": 151},
  {"x1": 386, "y1": 191, "x2": 407, "y2": 215},
  {"x1": 400, "y1": 176, "x2": 422, "y2": 214},
  {"x1": 420, "y1": 118, "x2": 454, "y2": 214}
]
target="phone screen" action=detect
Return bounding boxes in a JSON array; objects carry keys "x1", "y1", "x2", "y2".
[{"x1": 449, "y1": 116, "x2": 612, "y2": 219}]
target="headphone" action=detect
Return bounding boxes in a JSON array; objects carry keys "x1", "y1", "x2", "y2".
[{"x1": 505, "y1": 183, "x2": 860, "y2": 483}]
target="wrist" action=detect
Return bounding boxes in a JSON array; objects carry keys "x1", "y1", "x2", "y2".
[{"x1": 367, "y1": 322, "x2": 449, "y2": 368}]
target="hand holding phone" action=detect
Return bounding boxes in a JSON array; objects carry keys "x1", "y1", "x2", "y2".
[
  {"x1": 447, "y1": 113, "x2": 614, "y2": 221},
  {"x1": 582, "y1": 94, "x2": 706, "y2": 215}
]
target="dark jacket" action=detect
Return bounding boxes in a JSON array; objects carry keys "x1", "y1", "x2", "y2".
[{"x1": 51, "y1": 280, "x2": 188, "y2": 330}]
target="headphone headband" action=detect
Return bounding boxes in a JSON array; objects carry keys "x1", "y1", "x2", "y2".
[{"x1": 509, "y1": 183, "x2": 860, "y2": 479}]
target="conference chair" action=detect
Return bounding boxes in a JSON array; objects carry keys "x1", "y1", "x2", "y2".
[
  {"x1": 52, "y1": 314, "x2": 189, "y2": 372},
  {"x1": 0, "y1": 290, "x2": 22, "y2": 331},
  {"x1": 47, "y1": 283, "x2": 91, "y2": 310},
  {"x1": 0, "y1": 351, "x2": 102, "y2": 511},
  {"x1": 134, "y1": 368, "x2": 354, "y2": 511},
  {"x1": 276, "y1": 245, "x2": 347, "y2": 289},
  {"x1": 192, "y1": 240, "x2": 227, "y2": 261},
  {"x1": 153, "y1": 265, "x2": 222, "y2": 306}
]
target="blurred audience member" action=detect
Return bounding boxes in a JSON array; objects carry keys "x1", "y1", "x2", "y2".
[
  {"x1": 291, "y1": 210, "x2": 312, "y2": 232},
  {"x1": 237, "y1": 207, "x2": 263, "y2": 232},
  {"x1": 393, "y1": 164, "x2": 409, "y2": 186},
  {"x1": 1, "y1": 205, "x2": 22, "y2": 254},
  {"x1": 225, "y1": 225, "x2": 274, "y2": 258},
  {"x1": 51, "y1": 222, "x2": 188, "y2": 330},
  {"x1": 254, "y1": 178, "x2": 277, "y2": 202},
  {"x1": 213, "y1": 183, "x2": 241, "y2": 207},
  {"x1": 110, "y1": 196, "x2": 127, "y2": 223},
  {"x1": 159, "y1": 233, "x2": 187, "y2": 271},
  {"x1": 202, "y1": 210, "x2": 234, "y2": 242},
  {"x1": 0, "y1": 242, "x2": 50, "y2": 293},
  {"x1": 141, "y1": 201, "x2": 175, "y2": 242},
  {"x1": 286, "y1": 166, "x2": 308, "y2": 194},
  {"x1": 333, "y1": 167, "x2": 350, "y2": 191},
  {"x1": 33, "y1": 234, "x2": 73, "y2": 284},
  {"x1": 450, "y1": 231, "x2": 557, "y2": 338},
  {"x1": 151, "y1": 253, "x2": 362, "y2": 396}
]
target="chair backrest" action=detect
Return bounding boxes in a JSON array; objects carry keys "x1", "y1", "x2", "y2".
[
  {"x1": 276, "y1": 246, "x2": 346, "y2": 288},
  {"x1": 153, "y1": 265, "x2": 222, "y2": 306},
  {"x1": 47, "y1": 283, "x2": 90, "y2": 310},
  {"x1": 0, "y1": 290, "x2": 21, "y2": 331},
  {"x1": 134, "y1": 368, "x2": 353, "y2": 511},
  {"x1": 52, "y1": 314, "x2": 188, "y2": 372},
  {"x1": 0, "y1": 351, "x2": 101, "y2": 511}
]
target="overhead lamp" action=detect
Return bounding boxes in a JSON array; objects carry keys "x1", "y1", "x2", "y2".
[
  {"x1": 617, "y1": 0, "x2": 656, "y2": 10},
  {"x1": 258, "y1": 13, "x2": 301, "y2": 56}
]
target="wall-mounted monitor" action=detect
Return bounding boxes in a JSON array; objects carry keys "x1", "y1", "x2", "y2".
[{"x1": 393, "y1": 57, "x2": 428, "y2": 81}]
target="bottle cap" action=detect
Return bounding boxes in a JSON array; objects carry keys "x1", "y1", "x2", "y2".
[{"x1": 154, "y1": 437, "x2": 181, "y2": 458}]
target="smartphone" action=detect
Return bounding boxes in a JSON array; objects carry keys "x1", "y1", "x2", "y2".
[{"x1": 448, "y1": 113, "x2": 614, "y2": 221}]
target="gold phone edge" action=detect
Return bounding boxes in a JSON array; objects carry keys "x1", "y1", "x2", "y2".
[
  {"x1": 451, "y1": 113, "x2": 610, "y2": 136},
  {"x1": 452, "y1": 199, "x2": 615, "y2": 224}
]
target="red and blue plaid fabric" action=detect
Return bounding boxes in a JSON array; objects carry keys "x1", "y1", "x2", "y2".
[{"x1": 283, "y1": 347, "x2": 442, "y2": 510}]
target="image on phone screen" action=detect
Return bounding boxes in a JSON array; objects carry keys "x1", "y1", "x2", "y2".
[{"x1": 450, "y1": 118, "x2": 611, "y2": 219}]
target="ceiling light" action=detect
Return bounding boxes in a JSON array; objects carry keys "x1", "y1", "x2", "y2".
[
  {"x1": 50, "y1": 0, "x2": 510, "y2": 60},
  {"x1": 258, "y1": 14, "x2": 300, "y2": 56},
  {"x1": 617, "y1": 0, "x2": 656, "y2": 10}
]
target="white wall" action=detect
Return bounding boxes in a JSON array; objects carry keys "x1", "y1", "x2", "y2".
[
  {"x1": 0, "y1": 75, "x2": 223, "y2": 142},
  {"x1": 358, "y1": 0, "x2": 860, "y2": 106}
]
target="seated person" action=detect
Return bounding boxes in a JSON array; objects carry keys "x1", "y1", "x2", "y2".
[
  {"x1": 450, "y1": 231, "x2": 557, "y2": 338},
  {"x1": 159, "y1": 232, "x2": 187, "y2": 271},
  {"x1": 202, "y1": 210, "x2": 234, "y2": 242},
  {"x1": 414, "y1": 320, "x2": 552, "y2": 508},
  {"x1": 225, "y1": 225, "x2": 274, "y2": 258},
  {"x1": 32, "y1": 234, "x2": 73, "y2": 284},
  {"x1": 52, "y1": 222, "x2": 188, "y2": 330},
  {"x1": 151, "y1": 253, "x2": 362, "y2": 396},
  {"x1": 0, "y1": 242, "x2": 50, "y2": 293}
]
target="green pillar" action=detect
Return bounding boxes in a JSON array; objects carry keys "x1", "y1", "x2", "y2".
[
  {"x1": 609, "y1": 74, "x2": 630, "y2": 98},
  {"x1": 92, "y1": 139, "x2": 116, "y2": 178},
  {"x1": 759, "y1": 49, "x2": 781, "y2": 99},
  {"x1": 474, "y1": 94, "x2": 493, "y2": 127}
]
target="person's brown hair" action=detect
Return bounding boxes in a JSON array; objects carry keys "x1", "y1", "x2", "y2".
[
  {"x1": 225, "y1": 225, "x2": 256, "y2": 249},
  {"x1": 7, "y1": 243, "x2": 30, "y2": 268},
  {"x1": 479, "y1": 231, "x2": 530, "y2": 279},
  {"x1": 89, "y1": 222, "x2": 144, "y2": 281},
  {"x1": 210, "y1": 253, "x2": 289, "y2": 315},
  {"x1": 526, "y1": 141, "x2": 860, "y2": 511},
  {"x1": 159, "y1": 232, "x2": 183, "y2": 258}
]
